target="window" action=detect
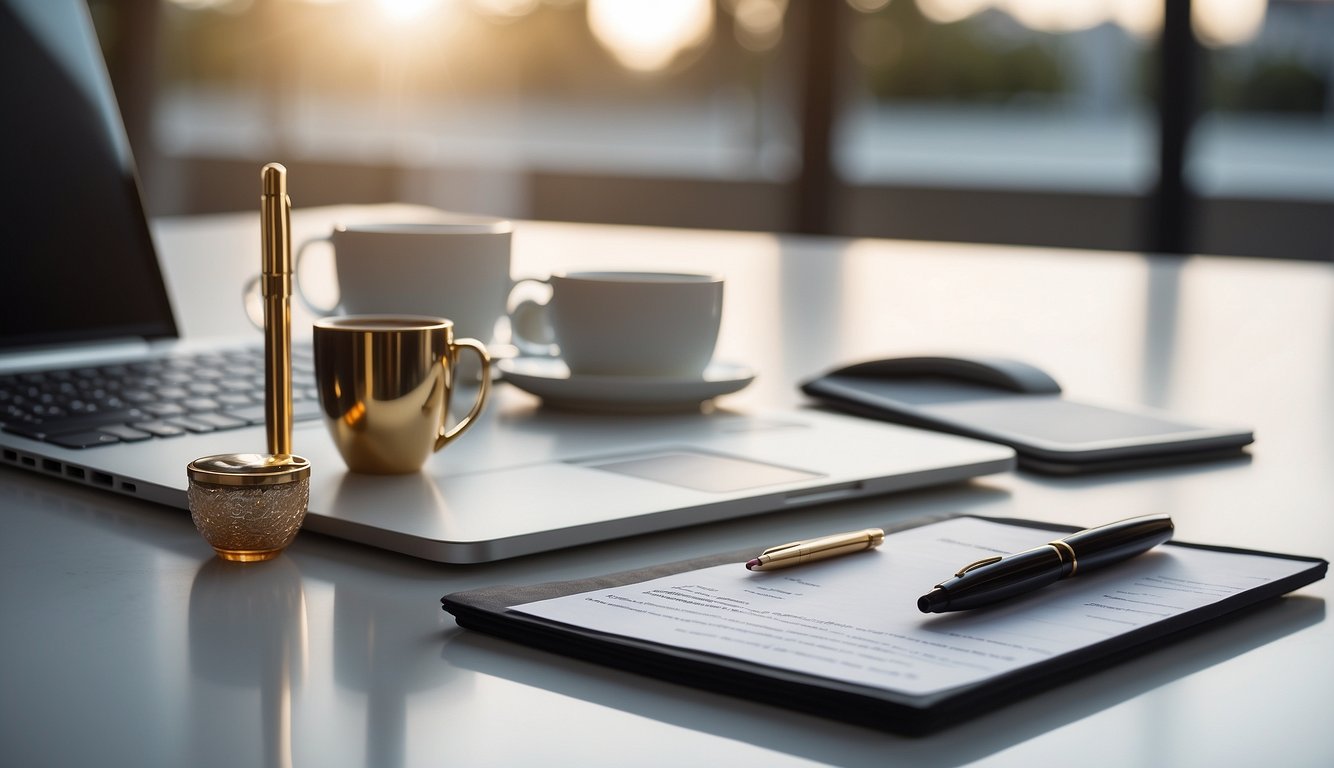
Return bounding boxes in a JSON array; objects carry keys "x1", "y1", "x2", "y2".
[{"x1": 90, "y1": 0, "x2": 1333, "y2": 259}]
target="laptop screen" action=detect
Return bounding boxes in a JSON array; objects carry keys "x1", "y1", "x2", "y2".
[{"x1": 0, "y1": 0, "x2": 176, "y2": 351}]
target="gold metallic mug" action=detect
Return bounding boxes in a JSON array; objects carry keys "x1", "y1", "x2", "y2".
[{"x1": 313, "y1": 315, "x2": 491, "y2": 474}]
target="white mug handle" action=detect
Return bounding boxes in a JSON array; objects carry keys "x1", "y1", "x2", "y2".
[
  {"x1": 240, "y1": 235, "x2": 340, "y2": 329},
  {"x1": 292, "y1": 235, "x2": 340, "y2": 317},
  {"x1": 507, "y1": 277, "x2": 558, "y2": 357}
]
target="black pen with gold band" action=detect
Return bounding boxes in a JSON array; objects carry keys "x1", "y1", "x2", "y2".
[
  {"x1": 745, "y1": 528, "x2": 884, "y2": 571},
  {"x1": 918, "y1": 514, "x2": 1174, "y2": 613}
]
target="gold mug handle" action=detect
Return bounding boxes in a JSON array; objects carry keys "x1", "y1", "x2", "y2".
[{"x1": 435, "y1": 338, "x2": 491, "y2": 451}]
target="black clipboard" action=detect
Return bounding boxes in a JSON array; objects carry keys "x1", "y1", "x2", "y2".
[{"x1": 441, "y1": 516, "x2": 1326, "y2": 735}]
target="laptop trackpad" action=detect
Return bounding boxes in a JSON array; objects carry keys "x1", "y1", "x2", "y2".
[{"x1": 578, "y1": 450, "x2": 821, "y2": 493}]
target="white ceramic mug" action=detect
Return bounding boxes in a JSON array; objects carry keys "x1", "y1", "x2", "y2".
[
  {"x1": 510, "y1": 271, "x2": 724, "y2": 378},
  {"x1": 291, "y1": 218, "x2": 512, "y2": 344}
]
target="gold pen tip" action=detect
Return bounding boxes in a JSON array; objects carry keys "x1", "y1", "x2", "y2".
[{"x1": 261, "y1": 162, "x2": 287, "y2": 196}]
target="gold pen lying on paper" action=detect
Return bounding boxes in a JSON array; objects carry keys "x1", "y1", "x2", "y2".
[{"x1": 745, "y1": 528, "x2": 885, "y2": 571}]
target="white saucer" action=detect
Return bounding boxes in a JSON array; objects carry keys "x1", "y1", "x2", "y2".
[{"x1": 498, "y1": 357, "x2": 756, "y2": 412}]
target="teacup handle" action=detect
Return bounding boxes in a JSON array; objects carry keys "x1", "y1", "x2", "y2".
[
  {"x1": 292, "y1": 235, "x2": 340, "y2": 316},
  {"x1": 240, "y1": 235, "x2": 340, "y2": 329},
  {"x1": 507, "y1": 277, "x2": 558, "y2": 357},
  {"x1": 435, "y1": 338, "x2": 491, "y2": 451}
]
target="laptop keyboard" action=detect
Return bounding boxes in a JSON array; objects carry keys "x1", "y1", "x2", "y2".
[{"x1": 0, "y1": 346, "x2": 320, "y2": 449}]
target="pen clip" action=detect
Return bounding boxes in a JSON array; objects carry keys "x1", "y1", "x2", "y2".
[
  {"x1": 955, "y1": 555, "x2": 1003, "y2": 577},
  {"x1": 760, "y1": 540, "x2": 806, "y2": 557}
]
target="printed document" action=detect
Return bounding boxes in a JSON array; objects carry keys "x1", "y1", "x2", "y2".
[{"x1": 514, "y1": 517, "x2": 1312, "y2": 696}]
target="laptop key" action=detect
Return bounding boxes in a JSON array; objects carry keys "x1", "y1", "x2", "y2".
[
  {"x1": 121, "y1": 389, "x2": 156, "y2": 404},
  {"x1": 132, "y1": 421, "x2": 187, "y2": 438},
  {"x1": 189, "y1": 412, "x2": 248, "y2": 430},
  {"x1": 49, "y1": 431, "x2": 122, "y2": 449},
  {"x1": 166, "y1": 417, "x2": 216, "y2": 434},
  {"x1": 144, "y1": 402, "x2": 188, "y2": 417},
  {"x1": 99, "y1": 424, "x2": 153, "y2": 442},
  {"x1": 222, "y1": 403, "x2": 266, "y2": 425},
  {"x1": 183, "y1": 397, "x2": 221, "y2": 413},
  {"x1": 2, "y1": 408, "x2": 148, "y2": 439}
]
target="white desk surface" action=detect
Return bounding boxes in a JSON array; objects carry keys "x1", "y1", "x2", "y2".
[{"x1": 3, "y1": 204, "x2": 1331, "y2": 767}]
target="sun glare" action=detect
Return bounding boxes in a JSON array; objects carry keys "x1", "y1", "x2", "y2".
[
  {"x1": 916, "y1": 0, "x2": 992, "y2": 25},
  {"x1": 470, "y1": 0, "x2": 541, "y2": 19},
  {"x1": 587, "y1": 0, "x2": 715, "y2": 72},
  {"x1": 1109, "y1": 0, "x2": 1162, "y2": 39},
  {"x1": 730, "y1": 0, "x2": 786, "y2": 51},
  {"x1": 1000, "y1": 0, "x2": 1111, "y2": 32},
  {"x1": 375, "y1": 0, "x2": 444, "y2": 24},
  {"x1": 1193, "y1": 0, "x2": 1267, "y2": 48}
]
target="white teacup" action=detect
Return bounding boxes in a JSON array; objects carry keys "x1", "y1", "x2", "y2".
[
  {"x1": 293, "y1": 218, "x2": 512, "y2": 344},
  {"x1": 510, "y1": 271, "x2": 723, "y2": 378}
]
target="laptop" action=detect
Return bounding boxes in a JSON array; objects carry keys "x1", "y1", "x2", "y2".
[{"x1": 0, "y1": 0, "x2": 1016, "y2": 562}]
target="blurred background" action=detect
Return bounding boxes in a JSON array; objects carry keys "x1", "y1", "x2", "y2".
[{"x1": 89, "y1": 0, "x2": 1333, "y2": 260}]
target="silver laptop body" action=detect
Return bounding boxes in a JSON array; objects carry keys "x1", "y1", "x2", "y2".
[{"x1": 0, "y1": 0, "x2": 1015, "y2": 563}]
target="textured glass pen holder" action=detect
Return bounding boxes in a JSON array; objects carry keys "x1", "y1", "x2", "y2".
[{"x1": 187, "y1": 454, "x2": 311, "y2": 562}]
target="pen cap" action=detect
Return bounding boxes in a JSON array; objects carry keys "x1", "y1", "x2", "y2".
[
  {"x1": 186, "y1": 453, "x2": 310, "y2": 562},
  {"x1": 262, "y1": 162, "x2": 287, "y2": 197},
  {"x1": 260, "y1": 163, "x2": 291, "y2": 282}
]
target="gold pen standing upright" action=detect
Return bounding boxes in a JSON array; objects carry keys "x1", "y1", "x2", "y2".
[
  {"x1": 260, "y1": 163, "x2": 294, "y2": 456},
  {"x1": 182, "y1": 163, "x2": 311, "y2": 562}
]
